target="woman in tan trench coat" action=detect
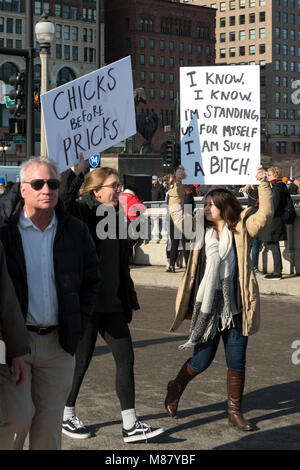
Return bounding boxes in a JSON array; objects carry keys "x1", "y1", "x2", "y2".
[{"x1": 164, "y1": 166, "x2": 273, "y2": 431}]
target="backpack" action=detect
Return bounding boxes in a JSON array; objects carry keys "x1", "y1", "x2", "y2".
[{"x1": 282, "y1": 188, "x2": 296, "y2": 224}]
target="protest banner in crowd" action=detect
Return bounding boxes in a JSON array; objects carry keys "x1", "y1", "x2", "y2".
[
  {"x1": 180, "y1": 64, "x2": 260, "y2": 185},
  {"x1": 41, "y1": 56, "x2": 136, "y2": 173}
]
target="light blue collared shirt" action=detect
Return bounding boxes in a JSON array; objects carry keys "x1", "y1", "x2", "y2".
[{"x1": 18, "y1": 208, "x2": 59, "y2": 326}]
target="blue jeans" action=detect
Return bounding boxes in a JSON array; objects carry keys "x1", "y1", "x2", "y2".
[
  {"x1": 251, "y1": 239, "x2": 261, "y2": 270},
  {"x1": 189, "y1": 314, "x2": 248, "y2": 373}
]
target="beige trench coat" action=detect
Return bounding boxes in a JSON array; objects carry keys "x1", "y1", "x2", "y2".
[{"x1": 168, "y1": 181, "x2": 273, "y2": 337}]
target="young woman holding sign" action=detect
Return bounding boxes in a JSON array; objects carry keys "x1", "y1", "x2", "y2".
[
  {"x1": 164, "y1": 165, "x2": 273, "y2": 431},
  {"x1": 59, "y1": 159, "x2": 164, "y2": 443}
]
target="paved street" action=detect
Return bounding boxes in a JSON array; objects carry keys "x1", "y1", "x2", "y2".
[{"x1": 61, "y1": 272, "x2": 300, "y2": 453}]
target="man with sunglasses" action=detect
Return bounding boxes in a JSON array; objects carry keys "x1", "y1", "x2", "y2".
[{"x1": 0, "y1": 156, "x2": 101, "y2": 450}]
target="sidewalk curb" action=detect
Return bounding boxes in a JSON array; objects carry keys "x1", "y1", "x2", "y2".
[{"x1": 130, "y1": 265, "x2": 300, "y2": 298}]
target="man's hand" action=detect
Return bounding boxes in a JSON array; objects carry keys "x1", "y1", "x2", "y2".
[
  {"x1": 12, "y1": 356, "x2": 27, "y2": 386},
  {"x1": 256, "y1": 165, "x2": 267, "y2": 182},
  {"x1": 175, "y1": 165, "x2": 187, "y2": 183}
]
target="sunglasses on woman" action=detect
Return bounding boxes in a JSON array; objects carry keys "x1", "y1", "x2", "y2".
[{"x1": 23, "y1": 179, "x2": 60, "y2": 191}]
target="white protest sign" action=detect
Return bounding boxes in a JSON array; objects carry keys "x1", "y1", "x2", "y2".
[
  {"x1": 180, "y1": 65, "x2": 260, "y2": 185},
  {"x1": 41, "y1": 56, "x2": 136, "y2": 173}
]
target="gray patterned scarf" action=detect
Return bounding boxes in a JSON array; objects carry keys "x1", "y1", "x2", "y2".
[{"x1": 179, "y1": 226, "x2": 234, "y2": 350}]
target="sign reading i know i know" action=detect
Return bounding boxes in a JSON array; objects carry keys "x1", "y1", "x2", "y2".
[
  {"x1": 180, "y1": 64, "x2": 260, "y2": 185},
  {"x1": 41, "y1": 56, "x2": 136, "y2": 174}
]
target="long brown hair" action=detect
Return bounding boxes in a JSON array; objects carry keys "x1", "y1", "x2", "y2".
[
  {"x1": 204, "y1": 188, "x2": 243, "y2": 232},
  {"x1": 81, "y1": 167, "x2": 119, "y2": 197}
]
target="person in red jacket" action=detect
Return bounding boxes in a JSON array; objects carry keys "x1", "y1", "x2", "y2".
[
  {"x1": 119, "y1": 184, "x2": 146, "y2": 220},
  {"x1": 119, "y1": 184, "x2": 147, "y2": 263}
]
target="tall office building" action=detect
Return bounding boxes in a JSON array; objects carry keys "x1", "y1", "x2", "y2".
[
  {"x1": 105, "y1": 0, "x2": 216, "y2": 155},
  {"x1": 0, "y1": 0, "x2": 103, "y2": 164},
  {"x1": 182, "y1": 0, "x2": 300, "y2": 174}
]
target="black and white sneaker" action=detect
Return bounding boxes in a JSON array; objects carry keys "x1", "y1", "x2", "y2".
[
  {"x1": 123, "y1": 420, "x2": 164, "y2": 443},
  {"x1": 263, "y1": 273, "x2": 282, "y2": 280},
  {"x1": 62, "y1": 415, "x2": 91, "y2": 439}
]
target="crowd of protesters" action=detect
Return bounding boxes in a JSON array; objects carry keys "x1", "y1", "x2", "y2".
[{"x1": 0, "y1": 156, "x2": 298, "y2": 450}]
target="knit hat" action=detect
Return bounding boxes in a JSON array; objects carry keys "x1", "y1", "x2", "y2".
[
  {"x1": 0, "y1": 177, "x2": 5, "y2": 184},
  {"x1": 289, "y1": 176, "x2": 295, "y2": 182},
  {"x1": 282, "y1": 177, "x2": 288, "y2": 183}
]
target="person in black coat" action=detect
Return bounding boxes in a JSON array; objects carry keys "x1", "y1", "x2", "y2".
[
  {"x1": 0, "y1": 156, "x2": 101, "y2": 450},
  {"x1": 288, "y1": 177, "x2": 299, "y2": 195},
  {"x1": 59, "y1": 159, "x2": 164, "y2": 443},
  {"x1": 151, "y1": 176, "x2": 165, "y2": 201},
  {"x1": 258, "y1": 166, "x2": 287, "y2": 280}
]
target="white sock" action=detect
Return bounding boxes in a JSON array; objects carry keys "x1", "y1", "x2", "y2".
[
  {"x1": 121, "y1": 408, "x2": 137, "y2": 430},
  {"x1": 63, "y1": 406, "x2": 76, "y2": 421}
]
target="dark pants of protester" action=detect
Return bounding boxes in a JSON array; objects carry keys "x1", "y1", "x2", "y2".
[
  {"x1": 66, "y1": 311, "x2": 135, "y2": 411},
  {"x1": 169, "y1": 218, "x2": 190, "y2": 268},
  {"x1": 251, "y1": 239, "x2": 261, "y2": 270},
  {"x1": 265, "y1": 241, "x2": 282, "y2": 274},
  {"x1": 189, "y1": 314, "x2": 248, "y2": 373}
]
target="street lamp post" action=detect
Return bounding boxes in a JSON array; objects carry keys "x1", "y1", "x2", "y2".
[{"x1": 35, "y1": 12, "x2": 54, "y2": 157}]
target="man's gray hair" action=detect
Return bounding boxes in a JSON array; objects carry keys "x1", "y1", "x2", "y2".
[{"x1": 19, "y1": 156, "x2": 58, "y2": 183}]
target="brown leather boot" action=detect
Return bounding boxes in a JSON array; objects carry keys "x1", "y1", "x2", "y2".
[
  {"x1": 164, "y1": 359, "x2": 198, "y2": 417},
  {"x1": 227, "y1": 369, "x2": 253, "y2": 431}
]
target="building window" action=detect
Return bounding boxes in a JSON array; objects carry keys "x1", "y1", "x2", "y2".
[
  {"x1": 220, "y1": 32, "x2": 226, "y2": 42},
  {"x1": 63, "y1": 26, "x2": 70, "y2": 40},
  {"x1": 220, "y1": 2, "x2": 226, "y2": 11},
  {"x1": 220, "y1": 17, "x2": 226, "y2": 27},
  {"x1": 229, "y1": 31, "x2": 235, "y2": 41},
  {"x1": 15, "y1": 18, "x2": 22, "y2": 34},
  {"x1": 220, "y1": 48, "x2": 226, "y2": 58},
  {"x1": 15, "y1": 39, "x2": 22, "y2": 48},
  {"x1": 240, "y1": 0, "x2": 245, "y2": 8},
  {"x1": 160, "y1": 40, "x2": 165, "y2": 51},
  {"x1": 140, "y1": 54, "x2": 145, "y2": 65},
  {"x1": 239, "y1": 15, "x2": 245, "y2": 24},
  {"x1": 140, "y1": 71, "x2": 145, "y2": 82},
  {"x1": 34, "y1": 1, "x2": 42, "y2": 15},
  {"x1": 72, "y1": 27, "x2": 78, "y2": 41},
  {"x1": 160, "y1": 56, "x2": 165, "y2": 66},
  {"x1": 64, "y1": 45, "x2": 70, "y2": 60},
  {"x1": 170, "y1": 57, "x2": 174, "y2": 67},
  {"x1": 239, "y1": 46, "x2": 245, "y2": 56},
  {"x1": 229, "y1": 0, "x2": 236, "y2": 9},
  {"x1": 6, "y1": 18, "x2": 13, "y2": 33},
  {"x1": 249, "y1": 29, "x2": 255, "y2": 39},
  {"x1": 72, "y1": 46, "x2": 78, "y2": 61},
  {"x1": 150, "y1": 55, "x2": 155, "y2": 65},
  {"x1": 140, "y1": 38, "x2": 145, "y2": 49},
  {"x1": 56, "y1": 44, "x2": 62, "y2": 59},
  {"x1": 249, "y1": 45, "x2": 256, "y2": 55},
  {"x1": 149, "y1": 39, "x2": 155, "y2": 49},
  {"x1": 150, "y1": 71, "x2": 155, "y2": 82},
  {"x1": 259, "y1": 44, "x2": 266, "y2": 54},
  {"x1": 6, "y1": 38, "x2": 13, "y2": 48},
  {"x1": 259, "y1": 28, "x2": 266, "y2": 38},
  {"x1": 169, "y1": 41, "x2": 174, "y2": 52},
  {"x1": 260, "y1": 11, "x2": 266, "y2": 21},
  {"x1": 230, "y1": 47, "x2": 236, "y2": 57},
  {"x1": 249, "y1": 13, "x2": 255, "y2": 23},
  {"x1": 229, "y1": 16, "x2": 235, "y2": 25},
  {"x1": 56, "y1": 24, "x2": 62, "y2": 39},
  {"x1": 239, "y1": 30, "x2": 245, "y2": 40},
  {"x1": 249, "y1": 0, "x2": 256, "y2": 6},
  {"x1": 276, "y1": 141, "x2": 287, "y2": 154},
  {"x1": 160, "y1": 72, "x2": 165, "y2": 83},
  {"x1": 55, "y1": 4, "x2": 61, "y2": 17},
  {"x1": 150, "y1": 88, "x2": 155, "y2": 99},
  {"x1": 160, "y1": 88, "x2": 165, "y2": 99}
]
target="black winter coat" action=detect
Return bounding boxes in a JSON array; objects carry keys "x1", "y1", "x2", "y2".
[
  {"x1": 258, "y1": 181, "x2": 287, "y2": 242},
  {"x1": 59, "y1": 170, "x2": 140, "y2": 323},
  {"x1": 0, "y1": 185, "x2": 101, "y2": 355}
]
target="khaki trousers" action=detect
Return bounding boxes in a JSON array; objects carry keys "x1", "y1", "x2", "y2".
[{"x1": 0, "y1": 330, "x2": 75, "y2": 450}]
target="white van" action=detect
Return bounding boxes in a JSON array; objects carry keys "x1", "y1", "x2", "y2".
[{"x1": 0, "y1": 165, "x2": 20, "y2": 183}]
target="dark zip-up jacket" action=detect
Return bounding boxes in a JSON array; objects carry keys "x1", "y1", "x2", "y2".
[
  {"x1": 0, "y1": 185, "x2": 101, "y2": 355},
  {"x1": 59, "y1": 169, "x2": 139, "y2": 323}
]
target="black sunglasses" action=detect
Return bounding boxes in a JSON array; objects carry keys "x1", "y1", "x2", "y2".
[{"x1": 24, "y1": 179, "x2": 60, "y2": 191}]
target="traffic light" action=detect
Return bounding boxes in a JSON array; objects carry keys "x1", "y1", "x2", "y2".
[
  {"x1": 34, "y1": 88, "x2": 41, "y2": 112},
  {"x1": 8, "y1": 71, "x2": 26, "y2": 118},
  {"x1": 166, "y1": 140, "x2": 173, "y2": 165}
]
